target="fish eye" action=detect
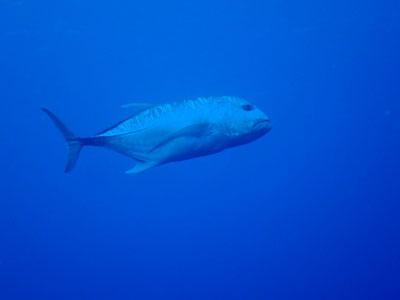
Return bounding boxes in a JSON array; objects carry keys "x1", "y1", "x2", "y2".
[{"x1": 242, "y1": 104, "x2": 253, "y2": 111}]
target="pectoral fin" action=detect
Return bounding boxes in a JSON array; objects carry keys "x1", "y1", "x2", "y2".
[
  {"x1": 125, "y1": 161, "x2": 158, "y2": 174},
  {"x1": 150, "y1": 123, "x2": 215, "y2": 153}
]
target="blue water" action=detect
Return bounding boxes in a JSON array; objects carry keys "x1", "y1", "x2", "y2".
[{"x1": 1, "y1": 1, "x2": 400, "y2": 299}]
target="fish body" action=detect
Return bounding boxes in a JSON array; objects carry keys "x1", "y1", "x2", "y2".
[{"x1": 42, "y1": 96, "x2": 271, "y2": 174}]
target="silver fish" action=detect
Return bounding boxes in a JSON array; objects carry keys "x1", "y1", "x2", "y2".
[{"x1": 42, "y1": 96, "x2": 271, "y2": 174}]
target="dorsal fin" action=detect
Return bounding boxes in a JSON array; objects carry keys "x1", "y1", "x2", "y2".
[
  {"x1": 121, "y1": 103, "x2": 156, "y2": 114},
  {"x1": 95, "y1": 114, "x2": 136, "y2": 136}
]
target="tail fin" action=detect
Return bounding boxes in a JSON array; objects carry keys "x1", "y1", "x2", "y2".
[{"x1": 41, "y1": 108, "x2": 83, "y2": 173}]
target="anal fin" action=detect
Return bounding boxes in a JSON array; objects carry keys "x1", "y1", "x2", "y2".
[{"x1": 125, "y1": 161, "x2": 158, "y2": 174}]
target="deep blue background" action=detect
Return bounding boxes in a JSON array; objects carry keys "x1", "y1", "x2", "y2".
[{"x1": 1, "y1": 1, "x2": 400, "y2": 299}]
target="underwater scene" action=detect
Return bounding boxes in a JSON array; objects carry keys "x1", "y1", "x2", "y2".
[{"x1": 1, "y1": 0, "x2": 399, "y2": 299}]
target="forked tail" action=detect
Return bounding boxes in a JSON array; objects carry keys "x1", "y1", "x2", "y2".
[{"x1": 41, "y1": 108, "x2": 84, "y2": 173}]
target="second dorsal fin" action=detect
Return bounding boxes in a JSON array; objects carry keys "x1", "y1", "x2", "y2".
[{"x1": 121, "y1": 103, "x2": 156, "y2": 114}]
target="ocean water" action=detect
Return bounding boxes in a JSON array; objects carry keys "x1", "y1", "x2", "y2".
[{"x1": 1, "y1": 1, "x2": 400, "y2": 299}]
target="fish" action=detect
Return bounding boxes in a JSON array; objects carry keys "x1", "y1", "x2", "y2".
[{"x1": 42, "y1": 96, "x2": 271, "y2": 174}]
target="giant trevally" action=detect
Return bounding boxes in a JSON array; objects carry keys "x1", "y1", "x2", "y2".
[{"x1": 42, "y1": 96, "x2": 271, "y2": 174}]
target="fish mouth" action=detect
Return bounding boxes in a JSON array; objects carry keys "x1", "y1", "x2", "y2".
[{"x1": 255, "y1": 119, "x2": 272, "y2": 131}]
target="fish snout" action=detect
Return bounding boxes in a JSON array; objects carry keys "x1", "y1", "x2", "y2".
[{"x1": 256, "y1": 117, "x2": 272, "y2": 131}]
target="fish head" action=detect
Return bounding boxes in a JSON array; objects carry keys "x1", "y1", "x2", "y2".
[{"x1": 219, "y1": 98, "x2": 271, "y2": 145}]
